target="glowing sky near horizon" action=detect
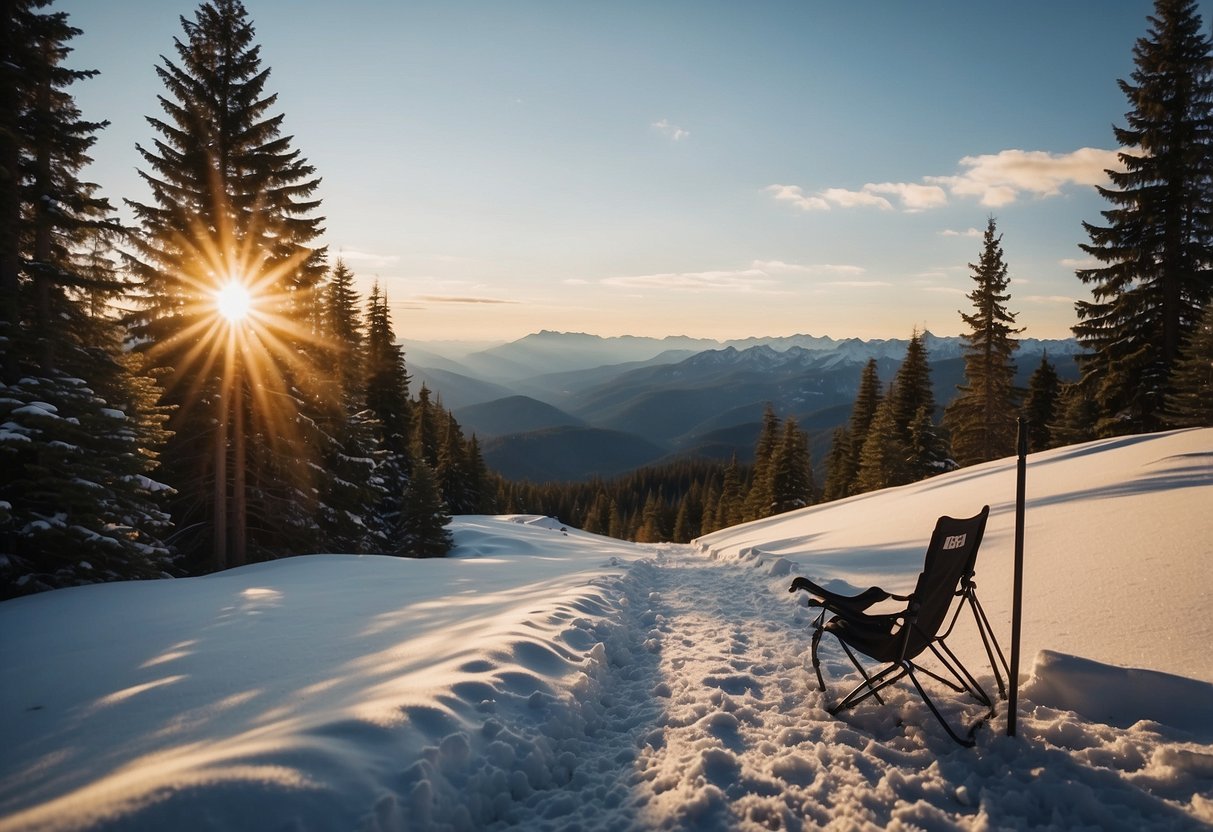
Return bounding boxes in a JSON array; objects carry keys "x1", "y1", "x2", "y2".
[{"x1": 57, "y1": 0, "x2": 1212, "y2": 342}]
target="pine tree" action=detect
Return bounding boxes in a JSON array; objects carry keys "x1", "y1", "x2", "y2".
[
  {"x1": 583, "y1": 491, "x2": 611, "y2": 535},
  {"x1": 323, "y1": 260, "x2": 363, "y2": 394},
  {"x1": 311, "y1": 260, "x2": 380, "y2": 553},
  {"x1": 891, "y1": 329, "x2": 941, "y2": 479},
  {"x1": 412, "y1": 385, "x2": 441, "y2": 469},
  {"x1": 1, "y1": 3, "x2": 175, "y2": 595},
  {"x1": 607, "y1": 499, "x2": 625, "y2": 539},
  {"x1": 1023, "y1": 354, "x2": 1062, "y2": 450},
  {"x1": 1052, "y1": 384, "x2": 1100, "y2": 447},
  {"x1": 716, "y1": 455, "x2": 744, "y2": 529},
  {"x1": 908, "y1": 404, "x2": 951, "y2": 479},
  {"x1": 843, "y1": 359, "x2": 882, "y2": 496},
  {"x1": 743, "y1": 404, "x2": 780, "y2": 521},
  {"x1": 398, "y1": 459, "x2": 452, "y2": 557},
  {"x1": 362, "y1": 283, "x2": 413, "y2": 550},
  {"x1": 699, "y1": 480, "x2": 721, "y2": 533},
  {"x1": 946, "y1": 218, "x2": 1022, "y2": 465},
  {"x1": 821, "y1": 427, "x2": 853, "y2": 502},
  {"x1": 437, "y1": 412, "x2": 471, "y2": 512},
  {"x1": 125, "y1": 0, "x2": 327, "y2": 570},
  {"x1": 1165, "y1": 300, "x2": 1213, "y2": 426},
  {"x1": 465, "y1": 435, "x2": 495, "y2": 513},
  {"x1": 856, "y1": 387, "x2": 908, "y2": 492},
  {"x1": 770, "y1": 418, "x2": 815, "y2": 514},
  {"x1": 635, "y1": 491, "x2": 664, "y2": 542},
  {"x1": 1074, "y1": 0, "x2": 1213, "y2": 435}
]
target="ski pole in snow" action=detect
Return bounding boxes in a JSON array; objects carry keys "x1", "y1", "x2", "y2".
[{"x1": 1008, "y1": 417, "x2": 1028, "y2": 736}]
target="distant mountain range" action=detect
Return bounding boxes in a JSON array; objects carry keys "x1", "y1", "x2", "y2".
[{"x1": 402, "y1": 331, "x2": 1083, "y2": 482}]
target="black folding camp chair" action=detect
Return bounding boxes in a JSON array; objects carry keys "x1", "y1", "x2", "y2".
[{"x1": 788, "y1": 505, "x2": 1009, "y2": 746}]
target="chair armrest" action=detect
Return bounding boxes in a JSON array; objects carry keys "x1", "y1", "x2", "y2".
[{"x1": 789, "y1": 576, "x2": 900, "y2": 613}]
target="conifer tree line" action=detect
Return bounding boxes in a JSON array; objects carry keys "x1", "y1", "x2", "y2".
[
  {"x1": 2, "y1": 0, "x2": 1211, "y2": 597},
  {"x1": 0, "y1": 0, "x2": 493, "y2": 597},
  {"x1": 498, "y1": 407, "x2": 816, "y2": 544}
]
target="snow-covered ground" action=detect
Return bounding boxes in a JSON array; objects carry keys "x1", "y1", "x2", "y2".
[{"x1": 1, "y1": 429, "x2": 1211, "y2": 831}]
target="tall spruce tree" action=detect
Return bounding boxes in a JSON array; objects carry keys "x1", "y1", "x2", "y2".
[
  {"x1": 1, "y1": 2, "x2": 175, "y2": 595},
  {"x1": 820, "y1": 427, "x2": 853, "y2": 502},
  {"x1": 716, "y1": 454, "x2": 744, "y2": 529},
  {"x1": 855, "y1": 388, "x2": 907, "y2": 492},
  {"x1": 891, "y1": 329, "x2": 941, "y2": 480},
  {"x1": 946, "y1": 218, "x2": 1022, "y2": 465},
  {"x1": 1023, "y1": 354, "x2": 1062, "y2": 450},
  {"x1": 769, "y1": 418, "x2": 814, "y2": 514},
  {"x1": 743, "y1": 404, "x2": 780, "y2": 521},
  {"x1": 313, "y1": 261, "x2": 379, "y2": 553},
  {"x1": 1074, "y1": 0, "x2": 1213, "y2": 435},
  {"x1": 843, "y1": 359, "x2": 883, "y2": 495},
  {"x1": 1165, "y1": 300, "x2": 1213, "y2": 426},
  {"x1": 126, "y1": 0, "x2": 327, "y2": 570},
  {"x1": 398, "y1": 459, "x2": 452, "y2": 557},
  {"x1": 362, "y1": 283, "x2": 413, "y2": 552}
]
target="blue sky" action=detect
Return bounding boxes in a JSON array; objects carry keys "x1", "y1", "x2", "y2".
[{"x1": 57, "y1": 1, "x2": 1210, "y2": 342}]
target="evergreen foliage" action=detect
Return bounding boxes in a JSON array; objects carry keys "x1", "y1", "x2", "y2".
[
  {"x1": 891, "y1": 330, "x2": 944, "y2": 479},
  {"x1": 1074, "y1": 0, "x2": 1213, "y2": 435},
  {"x1": 1052, "y1": 384, "x2": 1100, "y2": 447},
  {"x1": 820, "y1": 427, "x2": 853, "y2": 502},
  {"x1": 855, "y1": 388, "x2": 908, "y2": 492},
  {"x1": 125, "y1": 0, "x2": 328, "y2": 570},
  {"x1": 742, "y1": 404, "x2": 780, "y2": 521},
  {"x1": 398, "y1": 459, "x2": 452, "y2": 557},
  {"x1": 844, "y1": 358, "x2": 883, "y2": 494},
  {"x1": 769, "y1": 418, "x2": 815, "y2": 514},
  {"x1": 1165, "y1": 300, "x2": 1213, "y2": 426},
  {"x1": 1, "y1": 1, "x2": 175, "y2": 597},
  {"x1": 1023, "y1": 355, "x2": 1062, "y2": 450},
  {"x1": 945, "y1": 218, "x2": 1022, "y2": 465}
]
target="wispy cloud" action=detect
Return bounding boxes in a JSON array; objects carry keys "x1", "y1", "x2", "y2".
[
  {"x1": 603, "y1": 268, "x2": 774, "y2": 292},
  {"x1": 1060, "y1": 256, "x2": 1100, "y2": 270},
  {"x1": 652, "y1": 119, "x2": 689, "y2": 141},
  {"x1": 1022, "y1": 294, "x2": 1077, "y2": 304},
  {"x1": 414, "y1": 296, "x2": 519, "y2": 305},
  {"x1": 750, "y1": 260, "x2": 865, "y2": 276},
  {"x1": 824, "y1": 280, "x2": 893, "y2": 289},
  {"x1": 770, "y1": 147, "x2": 1122, "y2": 213},
  {"x1": 336, "y1": 249, "x2": 401, "y2": 268},
  {"x1": 602, "y1": 260, "x2": 867, "y2": 293},
  {"x1": 765, "y1": 184, "x2": 830, "y2": 211},
  {"x1": 939, "y1": 227, "x2": 983, "y2": 238},
  {"x1": 865, "y1": 182, "x2": 949, "y2": 211}
]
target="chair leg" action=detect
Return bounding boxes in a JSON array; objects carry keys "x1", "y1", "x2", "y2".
[
  {"x1": 932, "y1": 640, "x2": 995, "y2": 713},
  {"x1": 830, "y1": 653, "x2": 905, "y2": 714},
  {"x1": 904, "y1": 664, "x2": 983, "y2": 748},
  {"x1": 839, "y1": 640, "x2": 888, "y2": 706},
  {"x1": 810, "y1": 624, "x2": 827, "y2": 692},
  {"x1": 969, "y1": 592, "x2": 1010, "y2": 700}
]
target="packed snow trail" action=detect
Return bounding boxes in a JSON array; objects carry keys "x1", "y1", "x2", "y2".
[{"x1": 443, "y1": 544, "x2": 1211, "y2": 831}]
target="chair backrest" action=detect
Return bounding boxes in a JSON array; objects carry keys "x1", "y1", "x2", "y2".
[{"x1": 903, "y1": 506, "x2": 990, "y2": 655}]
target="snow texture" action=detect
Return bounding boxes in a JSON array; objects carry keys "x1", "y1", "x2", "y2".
[{"x1": 0, "y1": 429, "x2": 1211, "y2": 831}]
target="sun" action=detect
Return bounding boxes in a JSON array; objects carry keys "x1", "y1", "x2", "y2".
[{"x1": 215, "y1": 280, "x2": 253, "y2": 323}]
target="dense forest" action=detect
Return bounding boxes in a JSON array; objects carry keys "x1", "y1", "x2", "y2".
[{"x1": 2, "y1": 0, "x2": 1210, "y2": 597}]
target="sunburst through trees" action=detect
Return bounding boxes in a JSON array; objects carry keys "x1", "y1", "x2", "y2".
[{"x1": 126, "y1": 0, "x2": 328, "y2": 570}]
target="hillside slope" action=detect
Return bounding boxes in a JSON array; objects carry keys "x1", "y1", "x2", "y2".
[{"x1": 1, "y1": 429, "x2": 1209, "y2": 830}]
